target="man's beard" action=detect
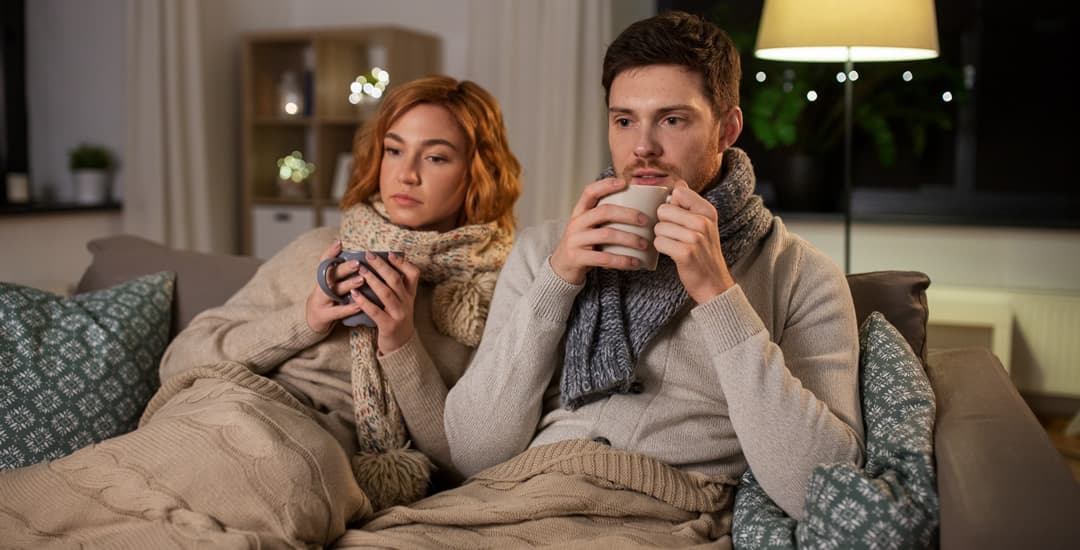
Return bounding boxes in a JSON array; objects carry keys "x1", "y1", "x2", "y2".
[{"x1": 617, "y1": 146, "x2": 723, "y2": 193}]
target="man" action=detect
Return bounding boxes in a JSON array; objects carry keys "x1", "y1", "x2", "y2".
[{"x1": 342, "y1": 11, "x2": 863, "y2": 547}]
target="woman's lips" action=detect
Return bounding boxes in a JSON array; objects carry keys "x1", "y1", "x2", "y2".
[{"x1": 391, "y1": 194, "x2": 421, "y2": 206}]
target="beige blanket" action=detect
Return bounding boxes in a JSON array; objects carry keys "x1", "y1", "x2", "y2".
[
  {"x1": 0, "y1": 362, "x2": 369, "y2": 549},
  {"x1": 335, "y1": 439, "x2": 737, "y2": 549}
]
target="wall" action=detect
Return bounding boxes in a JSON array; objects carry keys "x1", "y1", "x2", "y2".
[
  {"x1": 0, "y1": 212, "x2": 123, "y2": 293},
  {"x1": 788, "y1": 218, "x2": 1080, "y2": 397}
]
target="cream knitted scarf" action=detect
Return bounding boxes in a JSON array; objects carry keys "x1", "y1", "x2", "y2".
[{"x1": 339, "y1": 197, "x2": 513, "y2": 510}]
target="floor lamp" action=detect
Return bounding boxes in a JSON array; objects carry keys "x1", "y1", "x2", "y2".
[{"x1": 754, "y1": 0, "x2": 940, "y2": 273}]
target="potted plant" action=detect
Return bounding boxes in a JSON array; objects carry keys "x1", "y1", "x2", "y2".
[{"x1": 69, "y1": 143, "x2": 113, "y2": 204}]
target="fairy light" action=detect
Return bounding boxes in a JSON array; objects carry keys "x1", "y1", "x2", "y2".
[
  {"x1": 276, "y1": 150, "x2": 315, "y2": 182},
  {"x1": 347, "y1": 67, "x2": 391, "y2": 105}
]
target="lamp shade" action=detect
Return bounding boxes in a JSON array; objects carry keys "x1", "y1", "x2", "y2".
[{"x1": 754, "y1": 0, "x2": 940, "y2": 62}]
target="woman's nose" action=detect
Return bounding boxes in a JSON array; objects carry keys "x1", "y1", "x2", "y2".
[{"x1": 398, "y1": 160, "x2": 420, "y2": 185}]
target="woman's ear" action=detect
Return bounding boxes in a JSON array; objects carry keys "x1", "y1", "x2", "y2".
[{"x1": 719, "y1": 106, "x2": 743, "y2": 151}]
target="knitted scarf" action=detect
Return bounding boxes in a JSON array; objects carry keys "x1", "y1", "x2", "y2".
[
  {"x1": 339, "y1": 196, "x2": 513, "y2": 510},
  {"x1": 561, "y1": 147, "x2": 773, "y2": 409}
]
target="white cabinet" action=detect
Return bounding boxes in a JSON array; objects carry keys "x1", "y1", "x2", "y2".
[
  {"x1": 321, "y1": 207, "x2": 342, "y2": 229},
  {"x1": 252, "y1": 205, "x2": 315, "y2": 259}
]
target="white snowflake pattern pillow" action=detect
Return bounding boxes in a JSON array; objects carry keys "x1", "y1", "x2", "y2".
[{"x1": 733, "y1": 311, "x2": 939, "y2": 549}]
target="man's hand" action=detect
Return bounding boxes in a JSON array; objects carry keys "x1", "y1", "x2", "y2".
[
  {"x1": 654, "y1": 180, "x2": 735, "y2": 304},
  {"x1": 549, "y1": 178, "x2": 652, "y2": 284}
]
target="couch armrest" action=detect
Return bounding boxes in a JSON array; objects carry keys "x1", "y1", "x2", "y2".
[
  {"x1": 926, "y1": 348, "x2": 1080, "y2": 549},
  {"x1": 75, "y1": 235, "x2": 263, "y2": 338}
]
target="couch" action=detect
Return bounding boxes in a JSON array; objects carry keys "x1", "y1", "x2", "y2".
[{"x1": 75, "y1": 234, "x2": 1080, "y2": 549}]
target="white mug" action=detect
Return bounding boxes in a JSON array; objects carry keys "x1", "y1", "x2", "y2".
[{"x1": 596, "y1": 184, "x2": 672, "y2": 270}]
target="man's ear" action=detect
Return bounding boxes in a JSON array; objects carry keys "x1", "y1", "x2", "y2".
[{"x1": 719, "y1": 106, "x2": 743, "y2": 150}]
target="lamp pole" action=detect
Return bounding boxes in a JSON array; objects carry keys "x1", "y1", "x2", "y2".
[{"x1": 843, "y1": 52, "x2": 854, "y2": 274}]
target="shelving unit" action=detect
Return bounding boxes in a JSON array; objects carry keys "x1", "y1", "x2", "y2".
[{"x1": 241, "y1": 27, "x2": 440, "y2": 258}]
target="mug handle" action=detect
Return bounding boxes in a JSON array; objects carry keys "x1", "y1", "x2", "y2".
[{"x1": 317, "y1": 257, "x2": 349, "y2": 304}]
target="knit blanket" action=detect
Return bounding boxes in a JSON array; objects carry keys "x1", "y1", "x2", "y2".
[
  {"x1": 334, "y1": 439, "x2": 738, "y2": 549},
  {"x1": 0, "y1": 362, "x2": 368, "y2": 548}
]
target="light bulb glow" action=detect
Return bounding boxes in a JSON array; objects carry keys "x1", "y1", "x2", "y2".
[
  {"x1": 806, "y1": 90, "x2": 818, "y2": 101},
  {"x1": 284, "y1": 102, "x2": 299, "y2": 115},
  {"x1": 348, "y1": 68, "x2": 391, "y2": 104},
  {"x1": 275, "y1": 151, "x2": 315, "y2": 183},
  {"x1": 755, "y1": 71, "x2": 767, "y2": 83},
  {"x1": 902, "y1": 70, "x2": 914, "y2": 82}
]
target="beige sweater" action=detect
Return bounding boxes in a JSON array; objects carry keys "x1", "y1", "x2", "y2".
[
  {"x1": 160, "y1": 227, "x2": 471, "y2": 479},
  {"x1": 445, "y1": 217, "x2": 864, "y2": 520}
]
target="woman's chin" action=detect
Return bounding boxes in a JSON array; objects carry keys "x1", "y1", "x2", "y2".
[{"x1": 388, "y1": 213, "x2": 433, "y2": 232}]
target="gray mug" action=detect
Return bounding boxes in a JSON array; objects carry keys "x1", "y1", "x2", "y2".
[{"x1": 316, "y1": 250, "x2": 400, "y2": 327}]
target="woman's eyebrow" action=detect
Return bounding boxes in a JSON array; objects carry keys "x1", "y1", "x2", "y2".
[{"x1": 384, "y1": 132, "x2": 458, "y2": 151}]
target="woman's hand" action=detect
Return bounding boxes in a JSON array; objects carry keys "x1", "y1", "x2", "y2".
[
  {"x1": 351, "y1": 251, "x2": 421, "y2": 355},
  {"x1": 306, "y1": 240, "x2": 368, "y2": 334}
]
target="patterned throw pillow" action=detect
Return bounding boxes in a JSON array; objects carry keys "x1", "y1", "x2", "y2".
[
  {"x1": 0, "y1": 272, "x2": 175, "y2": 469},
  {"x1": 732, "y1": 311, "x2": 939, "y2": 549}
]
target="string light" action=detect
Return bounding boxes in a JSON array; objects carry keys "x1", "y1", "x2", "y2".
[
  {"x1": 348, "y1": 67, "x2": 391, "y2": 105},
  {"x1": 277, "y1": 150, "x2": 315, "y2": 183}
]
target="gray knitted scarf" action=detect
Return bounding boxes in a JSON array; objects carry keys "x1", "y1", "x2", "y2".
[{"x1": 561, "y1": 147, "x2": 773, "y2": 409}]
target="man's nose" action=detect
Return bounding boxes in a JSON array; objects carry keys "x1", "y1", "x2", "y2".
[{"x1": 633, "y1": 129, "x2": 660, "y2": 158}]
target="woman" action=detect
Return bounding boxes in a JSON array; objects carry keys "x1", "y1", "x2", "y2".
[
  {"x1": 0, "y1": 76, "x2": 521, "y2": 546},
  {"x1": 162, "y1": 75, "x2": 521, "y2": 505}
]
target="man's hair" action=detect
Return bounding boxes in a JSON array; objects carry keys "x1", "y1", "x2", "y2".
[
  {"x1": 602, "y1": 11, "x2": 741, "y2": 116},
  {"x1": 342, "y1": 75, "x2": 522, "y2": 232}
]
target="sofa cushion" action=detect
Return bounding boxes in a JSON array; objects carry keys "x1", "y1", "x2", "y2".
[
  {"x1": 75, "y1": 235, "x2": 263, "y2": 337},
  {"x1": 847, "y1": 270, "x2": 930, "y2": 363},
  {"x1": 0, "y1": 272, "x2": 175, "y2": 469},
  {"x1": 732, "y1": 311, "x2": 939, "y2": 548}
]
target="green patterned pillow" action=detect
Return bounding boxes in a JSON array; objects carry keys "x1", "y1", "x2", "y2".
[
  {"x1": 0, "y1": 272, "x2": 175, "y2": 469},
  {"x1": 733, "y1": 311, "x2": 939, "y2": 549}
]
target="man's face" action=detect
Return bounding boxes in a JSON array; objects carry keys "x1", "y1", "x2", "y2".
[{"x1": 608, "y1": 65, "x2": 725, "y2": 192}]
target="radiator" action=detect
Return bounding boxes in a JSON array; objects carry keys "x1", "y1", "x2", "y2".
[
  {"x1": 1010, "y1": 291, "x2": 1080, "y2": 398},
  {"x1": 927, "y1": 286, "x2": 1080, "y2": 398}
]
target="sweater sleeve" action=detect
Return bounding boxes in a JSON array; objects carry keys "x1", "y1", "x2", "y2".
[
  {"x1": 378, "y1": 332, "x2": 462, "y2": 481},
  {"x1": 158, "y1": 229, "x2": 334, "y2": 382},
  {"x1": 444, "y1": 222, "x2": 583, "y2": 477},
  {"x1": 692, "y1": 247, "x2": 863, "y2": 520}
]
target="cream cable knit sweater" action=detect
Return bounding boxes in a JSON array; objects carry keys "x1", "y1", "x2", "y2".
[
  {"x1": 160, "y1": 227, "x2": 471, "y2": 480},
  {"x1": 445, "y1": 217, "x2": 865, "y2": 520}
]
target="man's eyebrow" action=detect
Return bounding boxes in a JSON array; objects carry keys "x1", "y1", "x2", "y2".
[
  {"x1": 608, "y1": 105, "x2": 698, "y2": 115},
  {"x1": 384, "y1": 132, "x2": 459, "y2": 150}
]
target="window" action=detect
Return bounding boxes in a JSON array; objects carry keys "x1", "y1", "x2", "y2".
[
  {"x1": 658, "y1": 0, "x2": 1079, "y2": 228},
  {"x1": 1, "y1": 0, "x2": 29, "y2": 204}
]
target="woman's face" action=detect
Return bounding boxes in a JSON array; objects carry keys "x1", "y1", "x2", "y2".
[{"x1": 379, "y1": 103, "x2": 470, "y2": 232}]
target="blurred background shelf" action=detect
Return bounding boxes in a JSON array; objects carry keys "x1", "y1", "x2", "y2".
[{"x1": 241, "y1": 26, "x2": 440, "y2": 258}]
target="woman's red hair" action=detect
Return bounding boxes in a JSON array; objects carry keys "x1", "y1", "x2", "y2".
[{"x1": 341, "y1": 75, "x2": 522, "y2": 232}]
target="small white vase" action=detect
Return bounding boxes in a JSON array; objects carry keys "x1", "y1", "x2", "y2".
[{"x1": 72, "y1": 170, "x2": 109, "y2": 205}]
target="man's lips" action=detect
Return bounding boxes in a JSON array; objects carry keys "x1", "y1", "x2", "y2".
[{"x1": 630, "y1": 171, "x2": 669, "y2": 185}]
